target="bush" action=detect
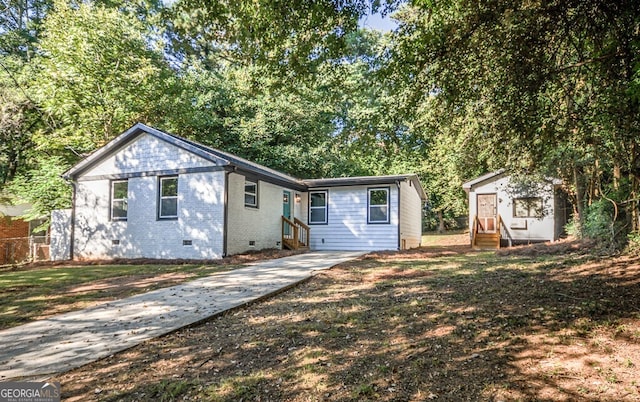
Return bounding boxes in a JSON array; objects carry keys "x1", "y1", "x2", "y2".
[
  {"x1": 422, "y1": 210, "x2": 466, "y2": 232},
  {"x1": 566, "y1": 199, "x2": 627, "y2": 251},
  {"x1": 627, "y1": 231, "x2": 640, "y2": 255}
]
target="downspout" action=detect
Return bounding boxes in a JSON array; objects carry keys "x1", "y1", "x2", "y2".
[
  {"x1": 64, "y1": 178, "x2": 77, "y2": 261},
  {"x1": 396, "y1": 180, "x2": 401, "y2": 250},
  {"x1": 223, "y1": 169, "x2": 231, "y2": 257}
]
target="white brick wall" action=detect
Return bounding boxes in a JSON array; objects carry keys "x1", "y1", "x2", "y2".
[
  {"x1": 73, "y1": 133, "x2": 225, "y2": 260},
  {"x1": 83, "y1": 134, "x2": 214, "y2": 177},
  {"x1": 50, "y1": 209, "x2": 71, "y2": 260},
  {"x1": 226, "y1": 173, "x2": 296, "y2": 255},
  {"x1": 74, "y1": 173, "x2": 225, "y2": 260}
]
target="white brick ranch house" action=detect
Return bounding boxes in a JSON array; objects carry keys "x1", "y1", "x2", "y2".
[{"x1": 50, "y1": 123, "x2": 426, "y2": 261}]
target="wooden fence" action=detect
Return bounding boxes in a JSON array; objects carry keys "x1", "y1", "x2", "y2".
[{"x1": 0, "y1": 236, "x2": 50, "y2": 265}]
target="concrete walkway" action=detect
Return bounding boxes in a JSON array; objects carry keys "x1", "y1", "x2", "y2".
[{"x1": 0, "y1": 251, "x2": 364, "y2": 380}]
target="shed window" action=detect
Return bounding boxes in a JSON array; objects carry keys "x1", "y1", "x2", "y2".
[
  {"x1": 244, "y1": 180, "x2": 258, "y2": 207},
  {"x1": 368, "y1": 187, "x2": 390, "y2": 224},
  {"x1": 309, "y1": 191, "x2": 328, "y2": 224},
  {"x1": 159, "y1": 176, "x2": 178, "y2": 219},
  {"x1": 111, "y1": 180, "x2": 128, "y2": 220},
  {"x1": 513, "y1": 197, "x2": 543, "y2": 218}
]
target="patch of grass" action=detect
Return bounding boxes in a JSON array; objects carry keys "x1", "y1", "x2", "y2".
[
  {"x1": 205, "y1": 372, "x2": 272, "y2": 402},
  {"x1": 0, "y1": 263, "x2": 235, "y2": 330}
]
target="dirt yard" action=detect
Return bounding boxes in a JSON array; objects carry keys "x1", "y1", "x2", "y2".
[{"x1": 50, "y1": 237, "x2": 640, "y2": 401}]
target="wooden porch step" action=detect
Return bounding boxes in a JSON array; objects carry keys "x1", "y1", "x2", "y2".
[
  {"x1": 283, "y1": 239, "x2": 309, "y2": 250},
  {"x1": 473, "y1": 233, "x2": 500, "y2": 249},
  {"x1": 282, "y1": 216, "x2": 310, "y2": 251}
]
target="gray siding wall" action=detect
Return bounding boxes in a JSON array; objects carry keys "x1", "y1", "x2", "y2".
[
  {"x1": 399, "y1": 180, "x2": 423, "y2": 249},
  {"x1": 308, "y1": 185, "x2": 399, "y2": 251}
]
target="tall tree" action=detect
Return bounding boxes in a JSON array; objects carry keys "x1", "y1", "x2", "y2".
[
  {"x1": 32, "y1": 0, "x2": 178, "y2": 155},
  {"x1": 388, "y1": 0, "x2": 640, "y2": 238},
  {"x1": 0, "y1": 0, "x2": 52, "y2": 59},
  {"x1": 0, "y1": 58, "x2": 37, "y2": 185}
]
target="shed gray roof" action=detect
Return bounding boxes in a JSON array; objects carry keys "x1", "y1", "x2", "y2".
[{"x1": 462, "y1": 169, "x2": 506, "y2": 191}]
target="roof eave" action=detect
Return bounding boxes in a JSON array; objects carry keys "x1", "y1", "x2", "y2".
[
  {"x1": 304, "y1": 174, "x2": 427, "y2": 201},
  {"x1": 462, "y1": 169, "x2": 507, "y2": 191}
]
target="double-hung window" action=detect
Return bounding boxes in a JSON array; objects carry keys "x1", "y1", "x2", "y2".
[
  {"x1": 111, "y1": 180, "x2": 128, "y2": 220},
  {"x1": 244, "y1": 180, "x2": 258, "y2": 208},
  {"x1": 368, "y1": 187, "x2": 390, "y2": 224},
  {"x1": 309, "y1": 191, "x2": 328, "y2": 224},
  {"x1": 513, "y1": 197, "x2": 543, "y2": 218},
  {"x1": 159, "y1": 176, "x2": 178, "y2": 219}
]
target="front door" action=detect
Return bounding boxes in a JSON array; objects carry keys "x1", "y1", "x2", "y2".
[
  {"x1": 477, "y1": 193, "x2": 497, "y2": 233},
  {"x1": 283, "y1": 191, "x2": 292, "y2": 236}
]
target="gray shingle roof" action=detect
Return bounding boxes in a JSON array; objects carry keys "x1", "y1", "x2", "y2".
[{"x1": 64, "y1": 123, "x2": 426, "y2": 198}]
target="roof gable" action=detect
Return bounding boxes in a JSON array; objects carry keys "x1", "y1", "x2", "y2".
[
  {"x1": 462, "y1": 170, "x2": 506, "y2": 191},
  {"x1": 63, "y1": 123, "x2": 230, "y2": 180},
  {"x1": 63, "y1": 123, "x2": 427, "y2": 196}
]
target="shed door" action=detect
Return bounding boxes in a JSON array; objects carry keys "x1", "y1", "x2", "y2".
[{"x1": 477, "y1": 194, "x2": 497, "y2": 233}]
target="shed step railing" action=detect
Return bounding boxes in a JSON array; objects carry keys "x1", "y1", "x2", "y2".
[{"x1": 472, "y1": 214, "x2": 502, "y2": 249}]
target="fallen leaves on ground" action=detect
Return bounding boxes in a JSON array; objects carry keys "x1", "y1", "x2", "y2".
[{"x1": 51, "y1": 241, "x2": 640, "y2": 401}]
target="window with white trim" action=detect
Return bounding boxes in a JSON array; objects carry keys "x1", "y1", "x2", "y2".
[
  {"x1": 309, "y1": 191, "x2": 328, "y2": 224},
  {"x1": 111, "y1": 180, "x2": 128, "y2": 220},
  {"x1": 513, "y1": 197, "x2": 543, "y2": 218},
  {"x1": 368, "y1": 187, "x2": 390, "y2": 224},
  {"x1": 159, "y1": 176, "x2": 178, "y2": 219},
  {"x1": 244, "y1": 180, "x2": 258, "y2": 207}
]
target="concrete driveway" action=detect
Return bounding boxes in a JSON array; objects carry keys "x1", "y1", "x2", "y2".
[{"x1": 0, "y1": 251, "x2": 364, "y2": 380}]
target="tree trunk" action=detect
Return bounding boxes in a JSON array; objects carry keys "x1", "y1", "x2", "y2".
[
  {"x1": 573, "y1": 165, "x2": 586, "y2": 238},
  {"x1": 437, "y1": 210, "x2": 445, "y2": 233},
  {"x1": 613, "y1": 164, "x2": 621, "y2": 191}
]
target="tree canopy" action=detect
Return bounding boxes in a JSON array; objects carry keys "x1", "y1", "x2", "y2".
[{"x1": 1, "y1": 0, "x2": 639, "y2": 245}]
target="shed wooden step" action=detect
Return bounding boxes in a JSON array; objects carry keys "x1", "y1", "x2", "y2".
[{"x1": 473, "y1": 233, "x2": 500, "y2": 249}]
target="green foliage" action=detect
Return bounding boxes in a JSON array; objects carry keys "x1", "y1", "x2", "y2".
[
  {"x1": 0, "y1": 56, "x2": 39, "y2": 185},
  {"x1": 6, "y1": 156, "x2": 70, "y2": 228},
  {"x1": 33, "y1": 0, "x2": 177, "y2": 154},
  {"x1": 170, "y1": 0, "x2": 383, "y2": 75},
  {"x1": 0, "y1": 0, "x2": 52, "y2": 59},
  {"x1": 387, "y1": 0, "x2": 640, "y2": 242},
  {"x1": 568, "y1": 199, "x2": 626, "y2": 250},
  {"x1": 626, "y1": 232, "x2": 640, "y2": 255},
  {"x1": 583, "y1": 200, "x2": 616, "y2": 243}
]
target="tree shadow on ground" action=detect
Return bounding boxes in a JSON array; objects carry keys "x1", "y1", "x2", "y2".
[{"x1": 58, "y1": 248, "x2": 640, "y2": 401}]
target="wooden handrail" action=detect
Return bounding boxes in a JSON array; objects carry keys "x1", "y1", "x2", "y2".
[
  {"x1": 294, "y1": 217, "x2": 309, "y2": 232},
  {"x1": 472, "y1": 215, "x2": 479, "y2": 247},
  {"x1": 496, "y1": 214, "x2": 502, "y2": 249},
  {"x1": 294, "y1": 218, "x2": 310, "y2": 247},
  {"x1": 282, "y1": 216, "x2": 309, "y2": 250},
  {"x1": 282, "y1": 215, "x2": 296, "y2": 228}
]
